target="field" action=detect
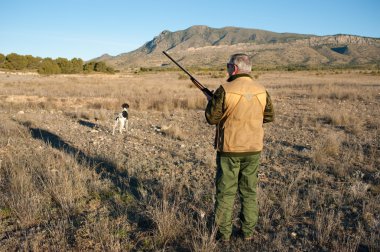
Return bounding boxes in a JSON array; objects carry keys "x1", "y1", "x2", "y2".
[{"x1": 0, "y1": 70, "x2": 379, "y2": 251}]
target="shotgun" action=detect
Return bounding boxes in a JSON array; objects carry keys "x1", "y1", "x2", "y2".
[{"x1": 162, "y1": 51, "x2": 213, "y2": 98}]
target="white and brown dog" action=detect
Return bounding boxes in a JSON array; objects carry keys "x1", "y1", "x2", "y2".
[{"x1": 112, "y1": 103, "x2": 129, "y2": 135}]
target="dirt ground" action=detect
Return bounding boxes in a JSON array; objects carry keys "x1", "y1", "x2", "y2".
[{"x1": 0, "y1": 70, "x2": 379, "y2": 251}]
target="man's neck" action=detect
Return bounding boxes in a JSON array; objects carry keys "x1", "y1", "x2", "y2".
[{"x1": 227, "y1": 73, "x2": 252, "y2": 82}]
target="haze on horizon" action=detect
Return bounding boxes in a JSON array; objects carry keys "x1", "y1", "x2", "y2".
[{"x1": 0, "y1": 0, "x2": 379, "y2": 60}]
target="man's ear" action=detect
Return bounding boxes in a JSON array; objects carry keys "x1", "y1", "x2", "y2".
[{"x1": 233, "y1": 65, "x2": 239, "y2": 75}]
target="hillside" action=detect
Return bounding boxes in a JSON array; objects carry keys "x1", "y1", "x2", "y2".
[{"x1": 98, "y1": 25, "x2": 380, "y2": 70}]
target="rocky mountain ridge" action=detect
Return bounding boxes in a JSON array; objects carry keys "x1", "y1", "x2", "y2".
[{"x1": 97, "y1": 26, "x2": 380, "y2": 70}]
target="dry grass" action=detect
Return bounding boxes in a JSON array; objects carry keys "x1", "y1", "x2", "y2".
[
  {"x1": 148, "y1": 198, "x2": 187, "y2": 246},
  {"x1": 0, "y1": 70, "x2": 379, "y2": 251}
]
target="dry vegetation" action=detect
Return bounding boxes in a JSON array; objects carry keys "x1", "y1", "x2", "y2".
[{"x1": 0, "y1": 70, "x2": 379, "y2": 251}]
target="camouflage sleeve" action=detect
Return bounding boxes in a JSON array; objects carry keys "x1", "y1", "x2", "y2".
[
  {"x1": 263, "y1": 91, "x2": 274, "y2": 123},
  {"x1": 205, "y1": 86, "x2": 225, "y2": 125}
]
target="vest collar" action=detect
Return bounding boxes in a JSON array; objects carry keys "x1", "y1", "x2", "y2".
[{"x1": 227, "y1": 73, "x2": 252, "y2": 82}]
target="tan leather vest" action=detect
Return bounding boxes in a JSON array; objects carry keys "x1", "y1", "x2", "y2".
[{"x1": 216, "y1": 76, "x2": 267, "y2": 153}]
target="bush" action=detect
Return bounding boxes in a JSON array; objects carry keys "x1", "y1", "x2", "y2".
[
  {"x1": 0, "y1": 53, "x2": 5, "y2": 67},
  {"x1": 0, "y1": 52, "x2": 114, "y2": 75},
  {"x1": 94, "y1": 62, "x2": 107, "y2": 72},
  {"x1": 26, "y1": 55, "x2": 42, "y2": 69},
  {"x1": 84, "y1": 61, "x2": 114, "y2": 73},
  {"x1": 38, "y1": 58, "x2": 61, "y2": 74},
  {"x1": 56, "y1": 58, "x2": 73, "y2": 74},
  {"x1": 5, "y1": 53, "x2": 28, "y2": 70},
  {"x1": 83, "y1": 62, "x2": 95, "y2": 73},
  {"x1": 71, "y1": 58, "x2": 83, "y2": 73}
]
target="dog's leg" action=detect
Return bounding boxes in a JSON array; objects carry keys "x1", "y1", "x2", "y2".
[
  {"x1": 113, "y1": 119, "x2": 118, "y2": 135},
  {"x1": 124, "y1": 119, "x2": 129, "y2": 132},
  {"x1": 119, "y1": 118, "x2": 125, "y2": 134}
]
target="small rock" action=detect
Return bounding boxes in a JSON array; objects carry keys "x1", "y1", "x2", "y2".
[
  {"x1": 199, "y1": 210, "x2": 205, "y2": 219},
  {"x1": 161, "y1": 124, "x2": 172, "y2": 131},
  {"x1": 17, "y1": 111, "x2": 25, "y2": 114}
]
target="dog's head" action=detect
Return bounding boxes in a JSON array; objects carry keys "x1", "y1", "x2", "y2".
[{"x1": 121, "y1": 103, "x2": 129, "y2": 109}]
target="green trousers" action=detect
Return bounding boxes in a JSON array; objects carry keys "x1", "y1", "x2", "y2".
[{"x1": 214, "y1": 152, "x2": 260, "y2": 240}]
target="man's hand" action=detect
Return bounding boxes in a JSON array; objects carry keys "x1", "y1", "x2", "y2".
[{"x1": 206, "y1": 90, "x2": 214, "y2": 101}]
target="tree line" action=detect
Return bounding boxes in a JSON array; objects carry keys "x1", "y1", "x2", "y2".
[{"x1": 0, "y1": 53, "x2": 115, "y2": 74}]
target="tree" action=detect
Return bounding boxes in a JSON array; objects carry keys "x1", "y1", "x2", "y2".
[
  {"x1": 26, "y1": 55, "x2": 42, "y2": 69},
  {"x1": 83, "y1": 62, "x2": 96, "y2": 73},
  {"x1": 38, "y1": 58, "x2": 61, "y2": 74},
  {"x1": 106, "y1": 66, "x2": 115, "y2": 73},
  {"x1": 0, "y1": 53, "x2": 114, "y2": 74},
  {"x1": 71, "y1": 58, "x2": 83, "y2": 73},
  {"x1": 56, "y1": 57, "x2": 73, "y2": 74},
  {"x1": 83, "y1": 61, "x2": 115, "y2": 73},
  {"x1": 0, "y1": 53, "x2": 5, "y2": 68},
  {"x1": 94, "y1": 61, "x2": 107, "y2": 72},
  {"x1": 5, "y1": 53, "x2": 28, "y2": 70}
]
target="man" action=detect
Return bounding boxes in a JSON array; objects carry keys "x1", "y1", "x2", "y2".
[{"x1": 205, "y1": 53, "x2": 274, "y2": 242}]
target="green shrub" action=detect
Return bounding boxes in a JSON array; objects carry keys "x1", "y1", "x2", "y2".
[
  {"x1": 38, "y1": 58, "x2": 61, "y2": 74},
  {"x1": 5, "y1": 53, "x2": 28, "y2": 70}
]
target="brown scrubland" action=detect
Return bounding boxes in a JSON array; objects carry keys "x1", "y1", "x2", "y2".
[{"x1": 0, "y1": 70, "x2": 379, "y2": 251}]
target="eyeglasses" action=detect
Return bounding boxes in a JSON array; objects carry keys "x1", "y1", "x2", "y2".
[{"x1": 227, "y1": 63, "x2": 235, "y2": 69}]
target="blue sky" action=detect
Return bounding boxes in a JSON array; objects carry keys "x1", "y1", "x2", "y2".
[{"x1": 1, "y1": 0, "x2": 379, "y2": 60}]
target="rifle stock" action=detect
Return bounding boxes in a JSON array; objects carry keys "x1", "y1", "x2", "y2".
[{"x1": 162, "y1": 51, "x2": 213, "y2": 98}]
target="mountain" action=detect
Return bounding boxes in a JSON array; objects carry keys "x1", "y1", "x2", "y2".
[
  {"x1": 89, "y1": 53, "x2": 113, "y2": 62},
  {"x1": 97, "y1": 25, "x2": 380, "y2": 70}
]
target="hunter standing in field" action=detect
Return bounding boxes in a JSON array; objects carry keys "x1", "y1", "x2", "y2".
[{"x1": 205, "y1": 53, "x2": 274, "y2": 242}]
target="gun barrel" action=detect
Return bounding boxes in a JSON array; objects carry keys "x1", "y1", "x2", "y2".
[
  {"x1": 162, "y1": 51, "x2": 213, "y2": 97},
  {"x1": 162, "y1": 51, "x2": 193, "y2": 77}
]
